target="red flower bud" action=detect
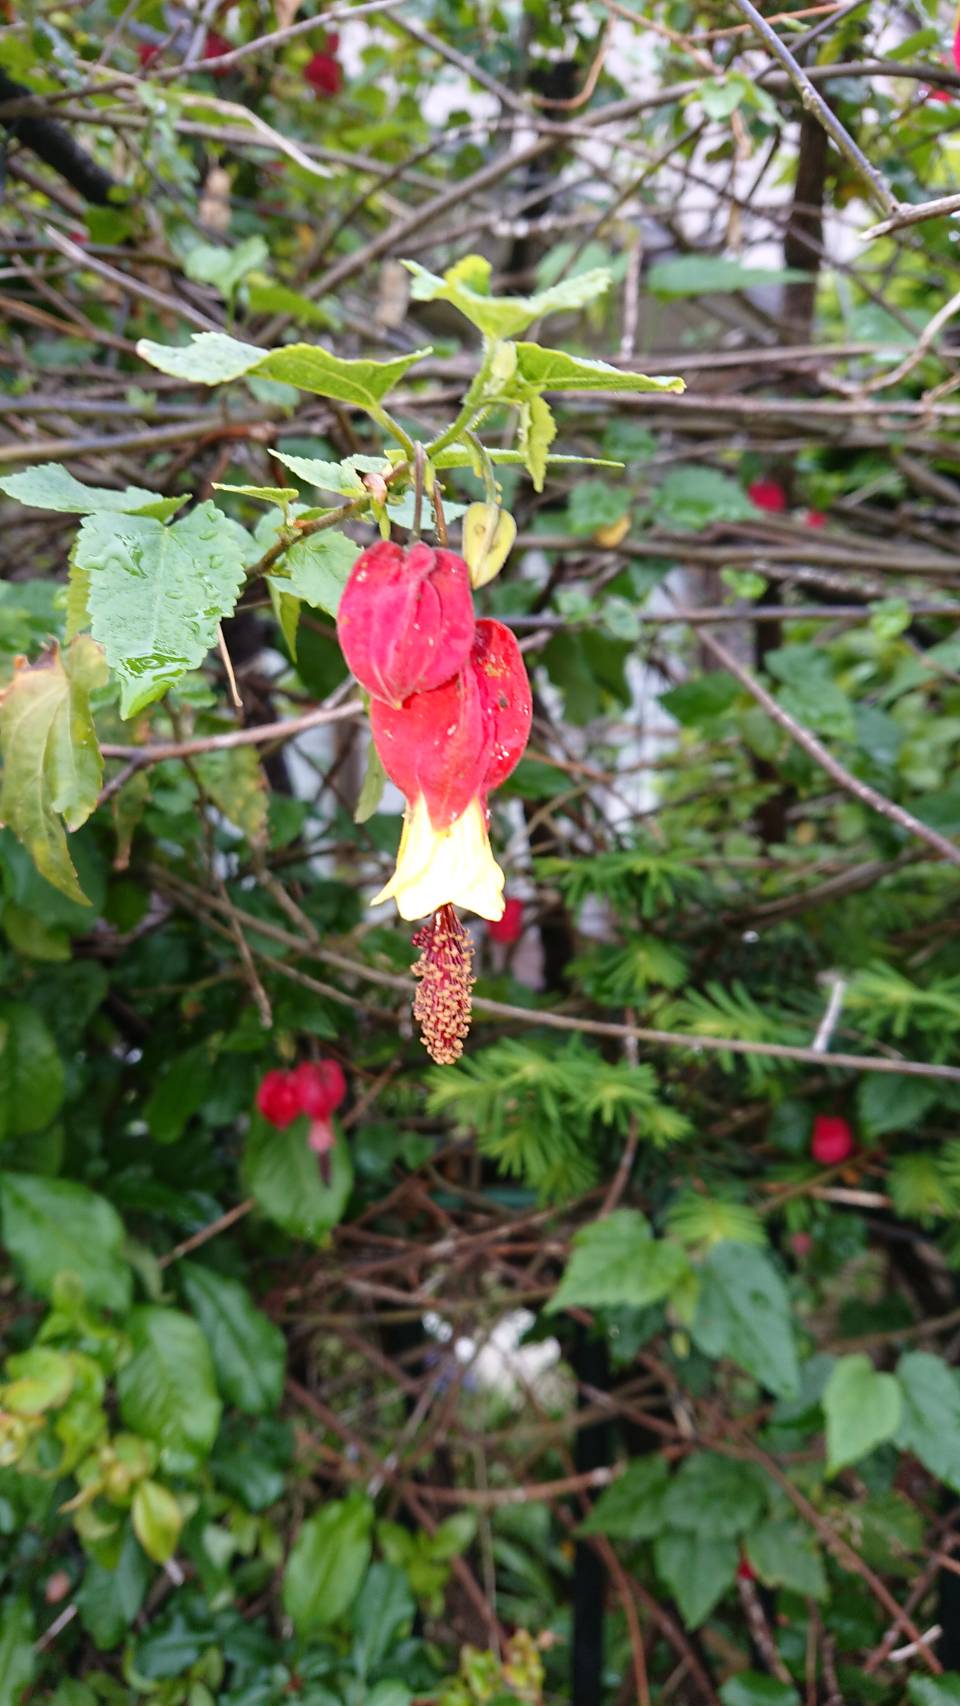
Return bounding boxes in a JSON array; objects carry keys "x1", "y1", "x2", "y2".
[
  {"x1": 304, "y1": 41, "x2": 343, "y2": 96},
  {"x1": 737, "y1": 1558, "x2": 756, "y2": 1582},
  {"x1": 748, "y1": 479, "x2": 787, "y2": 513},
  {"x1": 805, "y1": 509, "x2": 826, "y2": 527},
  {"x1": 256, "y1": 1069, "x2": 301, "y2": 1130},
  {"x1": 137, "y1": 41, "x2": 160, "y2": 67},
  {"x1": 203, "y1": 29, "x2": 231, "y2": 64},
  {"x1": 338, "y1": 541, "x2": 476, "y2": 708},
  {"x1": 487, "y1": 896, "x2": 524, "y2": 945},
  {"x1": 953, "y1": 23, "x2": 960, "y2": 72},
  {"x1": 370, "y1": 618, "x2": 532, "y2": 829},
  {"x1": 790, "y1": 1231, "x2": 813, "y2": 1259},
  {"x1": 292, "y1": 1059, "x2": 346, "y2": 1119},
  {"x1": 811, "y1": 1114, "x2": 855, "y2": 1166}
]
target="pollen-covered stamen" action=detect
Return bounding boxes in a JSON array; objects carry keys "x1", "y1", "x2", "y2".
[{"x1": 412, "y1": 903, "x2": 475, "y2": 1065}]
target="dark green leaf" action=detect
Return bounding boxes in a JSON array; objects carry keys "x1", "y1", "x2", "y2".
[
  {"x1": 577, "y1": 1455, "x2": 669, "y2": 1539},
  {"x1": 908, "y1": 1680, "x2": 960, "y2": 1705},
  {"x1": 662, "y1": 1453, "x2": 767, "y2": 1539},
  {"x1": 746, "y1": 1520, "x2": 827, "y2": 1599},
  {"x1": 0, "y1": 1597, "x2": 33, "y2": 1706},
  {"x1": 719, "y1": 1675, "x2": 800, "y2": 1706},
  {"x1": 857, "y1": 1072, "x2": 938, "y2": 1138},
  {"x1": 661, "y1": 671, "x2": 739, "y2": 727},
  {"x1": 243, "y1": 1118, "x2": 353, "y2": 1244},
  {"x1": 0, "y1": 1172, "x2": 130, "y2": 1313},
  {"x1": 77, "y1": 1526, "x2": 150, "y2": 1650},
  {"x1": 180, "y1": 1262, "x2": 286, "y2": 1415},
  {"x1": 0, "y1": 1002, "x2": 64, "y2": 1139}
]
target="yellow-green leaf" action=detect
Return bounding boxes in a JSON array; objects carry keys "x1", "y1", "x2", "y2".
[
  {"x1": 0, "y1": 637, "x2": 106, "y2": 904},
  {"x1": 132, "y1": 1479, "x2": 183, "y2": 1564}
]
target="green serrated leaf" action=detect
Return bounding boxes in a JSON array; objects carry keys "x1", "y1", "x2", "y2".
[
  {"x1": 896, "y1": 1351, "x2": 960, "y2": 1492},
  {"x1": 547, "y1": 1209, "x2": 691, "y2": 1314},
  {"x1": 0, "y1": 463, "x2": 185, "y2": 520},
  {"x1": 746, "y1": 1520, "x2": 827, "y2": 1599},
  {"x1": 212, "y1": 482, "x2": 298, "y2": 505},
  {"x1": 824, "y1": 1354, "x2": 902, "y2": 1472},
  {"x1": 518, "y1": 394, "x2": 556, "y2": 493},
  {"x1": 268, "y1": 529, "x2": 360, "y2": 617},
  {"x1": 270, "y1": 450, "x2": 367, "y2": 494},
  {"x1": 691, "y1": 1242, "x2": 798, "y2": 1397},
  {"x1": 513, "y1": 344, "x2": 684, "y2": 395},
  {"x1": 654, "y1": 1531, "x2": 736, "y2": 1628},
  {"x1": 404, "y1": 254, "x2": 611, "y2": 338},
  {"x1": 76, "y1": 503, "x2": 247, "y2": 718},
  {"x1": 0, "y1": 637, "x2": 106, "y2": 904},
  {"x1": 137, "y1": 333, "x2": 430, "y2": 410},
  {"x1": 0, "y1": 1002, "x2": 64, "y2": 1139},
  {"x1": 183, "y1": 235, "x2": 268, "y2": 302}
]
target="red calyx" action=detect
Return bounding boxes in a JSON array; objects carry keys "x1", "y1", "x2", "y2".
[
  {"x1": 805, "y1": 509, "x2": 826, "y2": 527},
  {"x1": 202, "y1": 30, "x2": 231, "y2": 70},
  {"x1": 291, "y1": 1059, "x2": 346, "y2": 1119},
  {"x1": 811, "y1": 1114, "x2": 855, "y2": 1166},
  {"x1": 137, "y1": 41, "x2": 160, "y2": 67},
  {"x1": 257, "y1": 1059, "x2": 346, "y2": 1130},
  {"x1": 748, "y1": 479, "x2": 787, "y2": 513},
  {"x1": 338, "y1": 541, "x2": 476, "y2": 708},
  {"x1": 370, "y1": 617, "x2": 532, "y2": 829},
  {"x1": 790, "y1": 1231, "x2": 813, "y2": 1259},
  {"x1": 256, "y1": 1069, "x2": 302, "y2": 1130},
  {"x1": 737, "y1": 1558, "x2": 756, "y2": 1582},
  {"x1": 305, "y1": 35, "x2": 342, "y2": 95},
  {"x1": 488, "y1": 896, "x2": 524, "y2": 945}
]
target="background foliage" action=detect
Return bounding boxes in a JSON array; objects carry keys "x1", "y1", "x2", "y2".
[{"x1": 3, "y1": 2, "x2": 960, "y2": 1703}]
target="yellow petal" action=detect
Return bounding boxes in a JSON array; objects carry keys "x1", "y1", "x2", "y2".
[{"x1": 371, "y1": 795, "x2": 506, "y2": 922}]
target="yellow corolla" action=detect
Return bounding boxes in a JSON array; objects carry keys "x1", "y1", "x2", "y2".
[{"x1": 371, "y1": 794, "x2": 506, "y2": 922}]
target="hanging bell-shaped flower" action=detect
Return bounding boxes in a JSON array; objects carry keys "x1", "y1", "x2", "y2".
[{"x1": 336, "y1": 540, "x2": 476, "y2": 707}]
